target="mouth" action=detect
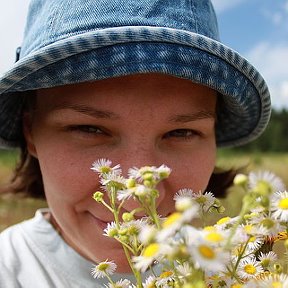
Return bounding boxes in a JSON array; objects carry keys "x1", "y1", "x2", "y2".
[{"x1": 88, "y1": 212, "x2": 111, "y2": 230}]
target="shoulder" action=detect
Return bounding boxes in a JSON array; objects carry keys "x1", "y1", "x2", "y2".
[
  {"x1": 0, "y1": 222, "x2": 28, "y2": 287},
  {"x1": 0, "y1": 218, "x2": 33, "y2": 265},
  {"x1": 0, "y1": 209, "x2": 52, "y2": 269}
]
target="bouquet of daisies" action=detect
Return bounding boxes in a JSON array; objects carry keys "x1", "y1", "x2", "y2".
[{"x1": 90, "y1": 159, "x2": 288, "y2": 288}]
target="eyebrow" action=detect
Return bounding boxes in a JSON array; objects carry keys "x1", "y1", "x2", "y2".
[
  {"x1": 50, "y1": 103, "x2": 215, "y2": 122},
  {"x1": 168, "y1": 111, "x2": 216, "y2": 123},
  {"x1": 51, "y1": 103, "x2": 120, "y2": 119}
]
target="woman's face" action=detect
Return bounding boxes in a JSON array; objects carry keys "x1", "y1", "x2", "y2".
[{"x1": 24, "y1": 73, "x2": 217, "y2": 272}]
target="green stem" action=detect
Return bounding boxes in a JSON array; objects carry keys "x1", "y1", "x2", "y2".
[
  {"x1": 100, "y1": 200, "x2": 114, "y2": 213},
  {"x1": 122, "y1": 244, "x2": 143, "y2": 287},
  {"x1": 104, "y1": 272, "x2": 116, "y2": 286},
  {"x1": 109, "y1": 186, "x2": 143, "y2": 287}
]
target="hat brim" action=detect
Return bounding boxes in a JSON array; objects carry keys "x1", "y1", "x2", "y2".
[{"x1": 0, "y1": 26, "x2": 271, "y2": 148}]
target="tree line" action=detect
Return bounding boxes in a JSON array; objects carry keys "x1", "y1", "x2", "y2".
[{"x1": 232, "y1": 108, "x2": 288, "y2": 152}]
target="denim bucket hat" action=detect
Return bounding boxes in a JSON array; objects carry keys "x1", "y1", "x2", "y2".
[{"x1": 0, "y1": 0, "x2": 271, "y2": 148}]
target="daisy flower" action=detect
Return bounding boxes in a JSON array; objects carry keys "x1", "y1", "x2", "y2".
[
  {"x1": 202, "y1": 229, "x2": 228, "y2": 247},
  {"x1": 215, "y1": 216, "x2": 240, "y2": 230},
  {"x1": 270, "y1": 191, "x2": 288, "y2": 222},
  {"x1": 248, "y1": 213, "x2": 285, "y2": 237},
  {"x1": 156, "y1": 271, "x2": 175, "y2": 286},
  {"x1": 133, "y1": 242, "x2": 173, "y2": 272},
  {"x1": 117, "y1": 187, "x2": 136, "y2": 201},
  {"x1": 103, "y1": 222, "x2": 118, "y2": 238},
  {"x1": 192, "y1": 244, "x2": 229, "y2": 273},
  {"x1": 191, "y1": 191, "x2": 217, "y2": 212},
  {"x1": 128, "y1": 165, "x2": 171, "y2": 182},
  {"x1": 134, "y1": 184, "x2": 152, "y2": 198},
  {"x1": 258, "y1": 251, "x2": 278, "y2": 269},
  {"x1": 127, "y1": 166, "x2": 156, "y2": 181},
  {"x1": 173, "y1": 188, "x2": 194, "y2": 200},
  {"x1": 91, "y1": 260, "x2": 117, "y2": 279},
  {"x1": 121, "y1": 219, "x2": 147, "y2": 240},
  {"x1": 157, "y1": 206, "x2": 199, "y2": 241},
  {"x1": 104, "y1": 279, "x2": 131, "y2": 288},
  {"x1": 133, "y1": 243, "x2": 161, "y2": 272},
  {"x1": 176, "y1": 262, "x2": 193, "y2": 278},
  {"x1": 155, "y1": 164, "x2": 171, "y2": 179},
  {"x1": 100, "y1": 171, "x2": 126, "y2": 187},
  {"x1": 180, "y1": 225, "x2": 202, "y2": 247},
  {"x1": 142, "y1": 275, "x2": 156, "y2": 288},
  {"x1": 138, "y1": 224, "x2": 157, "y2": 245},
  {"x1": 246, "y1": 234, "x2": 265, "y2": 252},
  {"x1": 173, "y1": 188, "x2": 195, "y2": 212},
  {"x1": 237, "y1": 257, "x2": 264, "y2": 280},
  {"x1": 91, "y1": 158, "x2": 121, "y2": 175},
  {"x1": 248, "y1": 170, "x2": 285, "y2": 194},
  {"x1": 245, "y1": 273, "x2": 288, "y2": 288},
  {"x1": 230, "y1": 224, "x2": 264, "y2": 254}
]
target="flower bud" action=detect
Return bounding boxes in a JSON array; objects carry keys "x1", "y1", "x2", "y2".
[
  {"x1": 175, "y1": 197, "x2": 193, "y2": 212},
  {"x1": 144, "y1": 179, "x2": 155, "y2": 188},
  {"x1": 93, "y1": 191, "x2": 104, "y2": 202},
  {"x1": 233, "y1": 174, "x2": 248, "y2": 187},
  {"x1": 126, "y1": 178, "x2": 136, "y2": 188},
  {"x1": 142, "y1": 172, "x2": 153, "y2": 181},
  {"x1": 122, "y1": 212, "x2": 134, "y2": 222},
  {"x1": 274, "y1": 263, "x2": 283, "y2": 274},
  {"x1": 217, "y1": 205, "x2": 226, "y2": 214}
]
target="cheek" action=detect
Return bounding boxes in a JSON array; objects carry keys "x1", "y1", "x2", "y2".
[
  {"x1": 169, "y1": 148, "x2": 216, "y2": 192},
  {"x1": 36, "y1": 144, "x2": 100, "y2": 201}
]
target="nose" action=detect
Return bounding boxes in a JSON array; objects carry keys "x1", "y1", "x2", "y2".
[{"x1": 115, "y1": 143, "x2": 171, "y2": 216}]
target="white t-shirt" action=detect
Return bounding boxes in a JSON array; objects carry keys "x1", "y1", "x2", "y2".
[{"x1": 0, "y1": 209, "x2": 144, "y2": 288}]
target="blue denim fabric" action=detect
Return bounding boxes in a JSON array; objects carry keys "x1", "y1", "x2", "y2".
[{"x1": 0, "y1": 0, "x2": 271, "y2": 148}]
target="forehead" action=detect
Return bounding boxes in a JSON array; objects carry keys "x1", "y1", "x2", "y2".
[{"x1": 36, "y1": 73, "x2": 217, "y2": 113}]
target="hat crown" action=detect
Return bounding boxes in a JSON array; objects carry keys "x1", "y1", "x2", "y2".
[{"x1": 22, "y1": 0, "x2": 219, "y2": 57}]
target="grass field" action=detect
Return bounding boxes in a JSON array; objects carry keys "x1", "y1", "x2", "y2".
[{"x1": 1, "y1": 149, "x2": 288, "y2": 232}]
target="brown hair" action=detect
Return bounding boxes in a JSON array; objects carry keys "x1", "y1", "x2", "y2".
[{"x1": 7, "y1": 148, "x2": 44, "y2": 198}]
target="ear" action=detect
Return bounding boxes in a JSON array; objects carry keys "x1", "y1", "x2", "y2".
[{"x1": 23, "y1": 112, "x2": 38, "y2": 158}]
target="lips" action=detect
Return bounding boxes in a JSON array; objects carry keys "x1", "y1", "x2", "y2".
[{"x1": 88, "y1": 212, "x2": 111, "y2": 230}]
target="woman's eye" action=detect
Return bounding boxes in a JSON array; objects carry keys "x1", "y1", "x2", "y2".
[
  {"x1": 67, "y1": 125, "x2": 105, "y2": 135},
  {"x1": 163, "y1": 129, "x2": 199, "y2": 139}
]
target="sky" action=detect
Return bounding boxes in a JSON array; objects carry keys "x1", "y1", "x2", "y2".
[{"x1": 0, "y1": 0, "x2": 287, "y2": 109}]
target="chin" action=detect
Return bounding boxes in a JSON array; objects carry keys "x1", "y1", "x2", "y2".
[{"x1": 90, "y1": 245, "x2": 132, "y2": 273}]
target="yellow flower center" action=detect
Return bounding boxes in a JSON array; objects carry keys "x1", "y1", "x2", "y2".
[
  {"x1": 261, "y1": 258, "x2": 270, "y2": 267},
  {"x1": 159, "y1": 271, "x2": 173, "y2": 279},
  {"x1": 163, "y1": 212, "x2": 181, "y2": 228},
  {"x1": 205, "y1": 232, "x2": 223, "y2": 243},
  {"x1": 255, "y1": 180, "x2": 272, "y2": 195},
  {"x1": 272, "y1": 282, "x2": 283, "y2": 288},
  {"x1": 279, "y1": 198, "x2": 288, "y2": 209},
  {"x1": 244, "y1": 224, "x2": 253, "y2": 234},
  {"x1": 231, "y1": 284, "x2": 243, "y2": 288},
  {"x1": 217, "y1": 217, "x2": 231, "y2": 225},
  {"x1": 244, "y1": 264, "x2": 257, "y2": 275},
  {"x1": 198, "y1": 245, "x2": 215, "y2": 259},
  {"x1": 203, "y1": 226, "x2": 216, "y2": 232},
  {"x1": 261, "y1": 218, "x2": 275, "y2": 229},
  {"x1": 98, "y1": 263, "x2": 109, "y2": 271},
  {"x1": 143, "y1": 243, "x2": 160, "y2": 258},
  {"x1": 249, "y1": 236, "x2": 256, "y2": 243},
  {"x1": 197, "y1": 195, "x2": 207, "y2": 204},
  {"x1": 100, "y1": 166, "x2": 111, "y2": 173}
]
